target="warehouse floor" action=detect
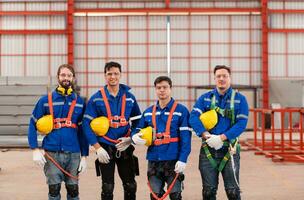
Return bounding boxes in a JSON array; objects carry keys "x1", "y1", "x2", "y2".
[{"x1": 0, "y1": 135, "x2": 304, "y2": 200}]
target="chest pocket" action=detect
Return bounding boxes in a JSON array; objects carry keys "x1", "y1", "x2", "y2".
[{"x1": 95, "y1": 100, "x2": 107, "y2": 116}]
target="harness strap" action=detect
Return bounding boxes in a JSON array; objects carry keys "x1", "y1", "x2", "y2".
[
  {"x1": 152, "y1": 101, "x2": 179, "y2": 146},
  {"x1": 48, "y1": 92, "x2": 77, "y2": 129},
  {"x1": 206, "y1": 89, "x2": 238, "y2": 171},
  {"x1": 148, "y1": 173, "x2": 179, "y2": 200},
  {"x1": 100, "y1": 87, "x2": 128, "y2": 128},
  {"x1": 202, "y1": 139, "x2": 239, "y2": 172}
]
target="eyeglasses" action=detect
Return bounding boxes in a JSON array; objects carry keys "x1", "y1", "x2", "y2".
[
  {"x1": 106, "y1": 72, "x2": 120, "y2": 77},
  {"x1": 59, "y1": 73, "x2": 73, "y2": 78},
  {"x1": 215, "y1": 74, "x2": 229, "y2": 79}
]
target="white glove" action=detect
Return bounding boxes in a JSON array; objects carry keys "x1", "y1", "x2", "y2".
[
  {"x1": 206, "y1": 135, "x2": 224, "y2": 150},
  {"x1": 33, "y1": 149, "x2": 46, "y2": 167},
  {"x1": 115, "y1": 137, "x2": 132, "y2": 152},
  {"x1": 131, "y1": 132, "x2": 146, "y2": 145},
  {"x1": 96, "y1": 147, "x2": 110, "y2": 164},
  {"x1": 174, "y1": 161, "x2": 186, "y2": 173},
  {"x1": 78, "y1": 156, "x2": 87, "y2": 174}
]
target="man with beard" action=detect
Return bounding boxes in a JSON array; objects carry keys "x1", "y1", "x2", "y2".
[
  {"x1": 82, "y1": 61, "x2": 141, "y2": 200},
  {"x1": 189, "y1": 65, "x2": 249, "y2": 200},
  {"x1": 28, "y1": 64, "x2": 88, "y2": 200}
]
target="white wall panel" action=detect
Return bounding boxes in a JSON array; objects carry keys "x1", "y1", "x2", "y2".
[
  {"x1": 74, "y1": 46, "x2": 86, "y2": 58},
  {"x1": 191, "y1": 45, "x2": 209, "y2": 57},
  {"x1": 231, "y1": 30, "x2": 249, "y2": 43},
  {"x1": 191, "y1": 59, "x2": 210, "y2": 71},
  {"x1": 149, "y1": 16, "x2": 166, "y2": 29},
  {"x1": 191, "y1": 73, "x2": 210, "y2": 86},
  {"x1": 269, "y1": 55, "x2": 285, "y2": 77},
  {"x1": 128, "y1": 60, "x2": 147, "y2": 71},
  {"x1": 51, "y1": 16, "x2": 66, "y2": 29},
  {"x1": 149, "y1": 59, "x2": 166, "y2": 72},
  {"x1": 2, "y1": 3, "x2": 24, "y2": 11},
  {"x1": 269, "y1": 33, "x2": 285, "y2": 53},
  {"x1": 149, "y1": 30, "x2": 166, "y2": 43},
  {"x1": 108, "y1": 45, "x2": 126, "y2": 58},
  {"x1": 26, "y1": 35, "x2": 48, "y2": 54},
  {"x1": 108, "y1": 31, "x2": 126, "y2": 43},
  {"x1": 129, "y1": 45, "x2": 146, "y2": 58},
  {"x1": 210, "y1": 16, "x2": 229, "y2": 29},
  {"x1": 171, "y1": 30, "x2": 188, "y2": 43},
  {"x1": 211, "y1": 30, "x2": 229, "y2": 42},
  {"x1": 51, "y1": 35, "x2": 67, "y2": 54},
  {"x1": 288, "y1": 33, "x2": 304, "y2": 53},
  {"x1": 232, "y1": 44, "x2": 249, "y2": 57},
  {"x1": 171, "y1": 44, "x2": 187, "y2": 57},
  {"x1": 171, "y1": 59, "x2": 188, "y2": 72},
  {"x1": 128, "y1": 16, "x2": 146, "y2": 29},
  {"x1": 231, "y1": 73, "x2": 250, "y2": 85},
  {"x1": 1, "y1": 56, "x2": 23, "y2": 76},
  {"x1": 88, "y1": 59, "x2": 106, "y2": 72},
  {"x1": 26, "y1": 56, "x2": 48, "y2": 76},
  {"x1": 191, "y1": 16, "x2": 209, "y2": 29},
  {"x1": 2, "y1": 16, "x2": 24, "y2": 30},
  {"x1": 129, "y1": 31, "x2": 146, "y2": 43},
  {"x1": 231, "y1": 59, "x2": 250, "y2": 72},
  {"x1": 149, "y1": 45, "x2": 166, "y2": 57},
  {"x1": 88, "y1": 45, "x2": 105, "y2": 58},
  {"x1": 211, "y1": 44, "x2": 229, "y2": 57},
  {"x1": 191, "y1": 30, "x2": 209, "y2": 43},
  {"x1": 285, "y1": 14, "x2": 304, "y2": 29},
  {"x1": 87, "y1": 17, "x2": 106, "y2": 29},
  {"x1": 1, "y1": 35, "x2": 24, "y2": 54},
  {"x1": 288, "y1": 56, "x2": 304, "y2": 77},
  {"x1": 88, "y1": 31, "x2": 106, "y2": 43}
]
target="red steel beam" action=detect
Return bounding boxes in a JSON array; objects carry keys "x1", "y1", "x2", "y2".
[
  {"x1": 0, "y1": 30, "x2": 66, "y2": 35},
  {"x1": 0, "y1": 11, "x2": 66, "y2": 16},
  {"x1": 75, "y1": 7, "x2": 260, "y2": 14},
  {"x1": 261, "y1": 0, "x2": 269, "y2": 108},
  {"x1": 269, "y1": 28, "x2": 304, "y2": 33},
  {"x1": 165, "y1": 0, "x2": 170, "y2": 8},
  {"x1": 268, "y1": 9, "x2": 304, "y2": 14},
  {"x1": 67, "y1": 0, "x2": 74, "y2": 65}
]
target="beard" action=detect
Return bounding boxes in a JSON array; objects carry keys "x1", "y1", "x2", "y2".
[{"x1": 59, "y1": 80, "x2": 72, "y2": 89}]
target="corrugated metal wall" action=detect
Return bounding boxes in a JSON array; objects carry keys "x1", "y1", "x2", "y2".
[{"x1": 0, "y1": 0, "x2": 303, "y2": 109}]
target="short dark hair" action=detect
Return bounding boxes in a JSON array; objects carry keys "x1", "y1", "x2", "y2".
[
  {"x1": 57, "y1": 64, "x2": 75, "y2": 77},
  {"x1": 214, "y1": 65, "x2": 231, "y2": 75},
  {"x1": 154, "y1": 76, "x2": 172, "y2": 88},
  {"x1": 104, "y1": 61, "x2": 122, "y2": 73}
]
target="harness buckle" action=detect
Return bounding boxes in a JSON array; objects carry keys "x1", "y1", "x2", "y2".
[
  {"x1": 112, "y1": 115, "x2": 120, "y2": 121},
  {"x1": 65, "y1": 120, "x2": 72, "y2": 127},
  {"x1": 110, "y1": 122, "x2": 120, "y2": 128},
  {"x1": 154, "y1": 139, "x2": 162, "y2": 146},
  {"x1": 53, "y1": 123, "x2": 61, "y2": 129},
  {"x1": 120, "y1": 118, "x2": 127, "y2": 125},
  {"x1": 162, "y1": 134, "x2": 171, "y2": 144}
]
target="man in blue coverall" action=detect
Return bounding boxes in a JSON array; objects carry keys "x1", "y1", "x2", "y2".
[
  {"x1": 132, "y1": 76, "x2": 192, "y2": 200},
  {"x1": 189, "y1": 65, "x2": 249, "y2": 200},
  {"x1": 82, "y1": 61, "x2": 141, "y2": 200},
  {"x1": 28, "y1": 64, "x2": 89, "y2": 200}
]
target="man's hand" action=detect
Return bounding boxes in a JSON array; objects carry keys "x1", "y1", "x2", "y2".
[
  {"x1": 174, "y1": 161, "x2": 187, "y2": 173},
  {"x1": 115, "y1": 137, "x2": 132, "y2": 152},
  {"x1": 202, "y1": 131, "x2": 211, "y2": 140},
  {"x1": 33, "y1": 149, "x2": 46, "y2": 167},
  {"x1": 78, "y1": 156, "x2": 87, "y2": 174},
  {"x1": 131, "y1": 133, "x2": 146, "y2": 145},
  {"x1": 206, "y1": 135, "x2": 224, "y2": 150},
  {"x1": 96, "y1": 147, "x2": 110, "y2": 164}
]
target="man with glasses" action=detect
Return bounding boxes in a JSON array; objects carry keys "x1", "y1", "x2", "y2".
[
  {"x1": 189, "y1": 65, "x2": 249, "y2": 200},
  {"x1": 82, "y1": 61, "x2": 141, "y2": 200},
  {"x1": 28, "y1": 64, "x2": 88, "y2": 200}
]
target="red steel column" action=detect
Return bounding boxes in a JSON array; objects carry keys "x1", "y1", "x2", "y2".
[
  {"x1": 67, "y1": 0, "x2": 74, "y2": 65},
  {"x1": 261, "y1": 0, "x2": 269, "y2": 108}
]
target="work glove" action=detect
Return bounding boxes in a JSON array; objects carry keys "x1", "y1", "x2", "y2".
[
  {"x1": 131, "y1": 132, "x2": 146, "y2": 145},
  {"x1": 174, "y1": 161, "x2": 186, "y2": 173},
  {"x1": 78, "y1": 156, "x2": 87, "y2": 174},
  {"x1": 33, "y1": 149, "x2": 46, "y2": 167},
  {"x1": 115, "y1": 137, "x2": 132, "y2": 152},
  {"x1": 206, "y1": 135, "x2": 224, "y2": 150},
  {"x1": 96, "y1": 147, "x2": 110, "y2": 164}
]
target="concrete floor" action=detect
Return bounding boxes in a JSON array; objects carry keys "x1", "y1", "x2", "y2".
[{"x1": 0, "y1": 136, "x2": 304, "y2": 200}]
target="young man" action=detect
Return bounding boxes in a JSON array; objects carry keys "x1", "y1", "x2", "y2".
[
  {"x1": 132, "y1": 76, "x2": 192, "y2": 200},
  {"x1": 189, "y1": 65, "x2": 249, "y2": 200},
  {"x1": 28, "y1": 64, "x2": 88, "y2": 200},
  {"x1": 82, "y1": 61, "x2": 141, "y2": 200}
]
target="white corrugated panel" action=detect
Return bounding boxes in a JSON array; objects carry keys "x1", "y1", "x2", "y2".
[
  {"x1": 87, "y1": 17, "x2": 106, "y2": 29},
  {"x1": 26, "y1": 2, "x2": 50, "y2": 11},
  {"x1": 128, "y1": 60, "x2": 147, "y2": 72},
  {"x1": 50, "y1": 56, "x2": 67, "y2": 76},
  {"x1": 1, "y1": 35, "x2": 24, "y2": 54},
  {"x1": 269, "y1": 55, "x2": 285, "y2": 77},
  {"x1": 51, "y1": 35, "x2": 67, "y2": 54},
  {"x1": 2, "y1": 2, "x2": 25, "y2": 11},
  {"x1": 1, "y1": 56, "x2": 23, "y2": 76},
  {"x1": 2, "y1": 16, "x2": 24, "y2": 30},
  {"x1": 26, "y1": 35, "x2": 48, "y2": 54},
  {"x1": 285, "y1": 1, "x2": 304, "y2": 9},
  {"x1": 288, "y1": 56, "x2": 304, "y2": 77},
  {"x1": 269, "y1": 33, "x2": 285, "y2": 54},
  {"x1": 51, "y1": 16, "x2": 66, "y2": 29},
  {"x1": 26, "y1": 56, "x2": 49, "y2": 76},
  {"x1": 149, "y1": 59, "x2": 167, "y2": 72},
  {"x1": 268, "y1": 1, "x2": 283, "y2": 9},
  {"x1": 288, "y1": 33, "x2": 304, "y2": 54},
  {"x1": 285, "y1": 14, "x2": 304, "y2": 29}
]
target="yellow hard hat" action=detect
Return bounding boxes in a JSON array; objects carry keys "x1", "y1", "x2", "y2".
[
  {"x1": 36, "y1": 115, "x2": 53, "y2": 135},
  {"x1": 90, "y1": 116, "x2": 109, "y2": 136},
  {"x1": 199, "y1": 110, "x2": 218, "y2": 130},
  {"x1": 140, "y1": 126, "x2": 153, "y2": 146}
]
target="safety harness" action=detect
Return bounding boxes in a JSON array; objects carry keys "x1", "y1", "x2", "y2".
[
  {"x1": 202, "y1": 89, "x2": 240, "y2": 171},
  {"x1": 148, "y1": 101, "x2": 181, "y2": 199},
  {"x1": 46, "y1": 92, "x2": 79, "y2": 180},
  {"x1": 152, "y1": 101, "x2": 179, "y2": 146},
  {"x1": 48, "y1": 92, "x2": 77, "y2": 129},
  {"x1": 99, "y1": 88, "x2": 130, "y2": 144}
]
